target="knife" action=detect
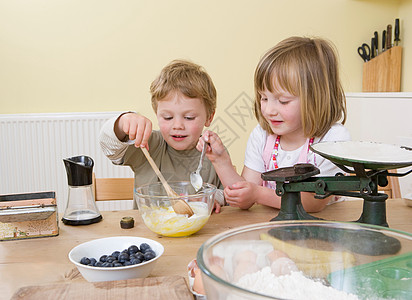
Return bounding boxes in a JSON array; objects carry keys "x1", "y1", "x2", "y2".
[
  {"x1": 386, "y1": 24, "x2": 392, "y2": 50},
  {"x1": 394, "y1": 18, "x2": 400, "y2": 46},
  {"x1": 374, "y1": 31, "x2": 378, "y2": 55},
  {"x1": 371, "y1": 37, "x2": 375, "y2": 59},
  {"x1": 382, "y1": 30, "x2": 386, "y2": 52}
]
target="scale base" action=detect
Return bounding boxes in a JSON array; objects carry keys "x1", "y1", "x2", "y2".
[{"x1": 270, "y1": 192, "x2": 322, "y2": 222}]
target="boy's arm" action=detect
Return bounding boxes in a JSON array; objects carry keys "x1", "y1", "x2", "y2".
[{"x1": 99, "y1": 115, "x2": 130, "y2": 165}]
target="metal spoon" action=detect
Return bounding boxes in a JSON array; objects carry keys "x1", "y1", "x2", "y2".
[
  {"x1": 127, "y1": 140, "x2": 194, "y2": 216},
  {"x1": 190, "y1": 141, "x2": 207, "y2": 192}
]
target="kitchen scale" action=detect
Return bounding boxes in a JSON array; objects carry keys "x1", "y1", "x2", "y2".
[{"x1": 262, "y1": 141, "x2": 412, "y2": 227}]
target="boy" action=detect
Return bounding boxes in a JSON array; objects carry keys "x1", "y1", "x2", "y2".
[{"x1": 99, "y1": 60, "x2": 224, "y2": 210}]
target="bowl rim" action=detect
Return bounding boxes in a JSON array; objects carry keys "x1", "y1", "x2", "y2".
[
  {"x1": 134, "y1": 181, "x2": 217, "y2": 199},
  {"x1": 68, "y1": 236, "x2": 164, "y2": 271},
  {"x1": 197, "y1": 220, "x2": 412, "y2": 299}
]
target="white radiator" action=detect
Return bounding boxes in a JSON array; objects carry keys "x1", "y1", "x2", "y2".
[{"x1": 0, "y1": 112, "x2": 134, "y2": 212}]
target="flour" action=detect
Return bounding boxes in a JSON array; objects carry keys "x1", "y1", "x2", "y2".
[{"x1": 236, "y1": 267, "x2": 359, "y2": 300}]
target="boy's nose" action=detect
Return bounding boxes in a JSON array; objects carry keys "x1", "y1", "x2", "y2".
[{"x1": 172, "y1": 118, "x2": 185, "y2": 129}]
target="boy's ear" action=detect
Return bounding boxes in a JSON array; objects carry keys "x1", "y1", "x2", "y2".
[{"x1": 205, "y1": 112, "x2": 215, "y2": 127}]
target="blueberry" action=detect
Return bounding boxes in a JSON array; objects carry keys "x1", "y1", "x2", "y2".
[
  {"x1": 94, "y1": 261, "x2": 103, "y2": 267},
  {"x1": 130, "y1": 258, "x2": 141, "y2": 265},
  {"x1": 99, "y1": 255, "x2": 107, "y2": 262},
  {"x1": 89, "y1": 258, "x2": 97, "y2": 265},
  {"x1": 123, "y1": 260, "x2": 133, "y2": 266},
  {"x1": 118, "y1": 253, "x2": 129, "y2": 263},
  {"x1": 128, "y1": 245, "x2": 139, "y2": 254},
  {"x1": 102, "y1": 262, "x2": 113, "y2": 267},
  {"x1": 114, "y1": 262, "x2": 123, "y2": 267},
  {"x1": 80, "y1": 257, "x2": 91, "y2": 265},
  {"x1": 135, "y1": 252, "x2": 145, "y2": 261},
  {"x1": 111, "y1": 251, "x2": 120, "y2": 259},
  {"x1": 140, "y1": 243, "x2": 152, "y2": 253},
  {"x1": 144, "y1": 250, "x2": 156, "y2": 261},
  {"x1": 105, "y1": 255, "x2": 115, "y2": 263}
]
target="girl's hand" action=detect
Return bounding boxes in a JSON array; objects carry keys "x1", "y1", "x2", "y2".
[
  {"x1": 197, "y1": 130, "x2": 230, "y2": 164},
  {"x1": 224, "y1": 181, "x2": 258, "y2": 209},
  {"x1": 115, "y1": 113, "x2": 152, "y2": 149}
]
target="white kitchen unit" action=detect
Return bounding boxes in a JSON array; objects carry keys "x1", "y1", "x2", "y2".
[{"x1": 345, "y1": 92, "x2": 412, "y2": 197}]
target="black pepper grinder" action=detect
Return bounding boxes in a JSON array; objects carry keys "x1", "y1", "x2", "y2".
[{"x1": 62, "y1": 155, "x2": 102, "y2": 225}]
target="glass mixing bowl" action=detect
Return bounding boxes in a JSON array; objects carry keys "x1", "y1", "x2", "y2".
[
  {"x1": 197, "y1": 221, "x2": 412, "y2": 300},
  {"x1": 135, "y1": 181, "x2": 216, "y2": 237}
]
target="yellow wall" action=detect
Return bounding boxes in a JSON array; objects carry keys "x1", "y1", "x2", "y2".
[{"x1": 0, "y1": 0, "x2": 409, "y2": 168}]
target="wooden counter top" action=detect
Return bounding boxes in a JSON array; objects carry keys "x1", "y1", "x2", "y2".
[{"x1": 1, "y1": 198, "x2": 411, "y2": 299}]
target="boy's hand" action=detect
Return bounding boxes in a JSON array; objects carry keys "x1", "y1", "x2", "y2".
[
  {"x1": 224, "y1": 181, "x2": 257, "y2": 209},
  {"x1": 115, "y1": 113, "x2": 152, "y2": 149},
  {"x1": 212, "y1": 200, "x2": 221, "y2": 214}
]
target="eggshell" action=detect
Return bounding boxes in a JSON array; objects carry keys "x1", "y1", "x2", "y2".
[
  {"x1": 266, "y1": 250, "x2": 289, "y2": 262},
  {"x1": 271, "y1": 257, "x2": 298, "y2": 276},
  {"x1": 193, "y1": 267, "x2": 205, "y2": 295}
]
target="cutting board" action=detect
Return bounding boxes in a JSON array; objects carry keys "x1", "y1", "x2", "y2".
[{"x1": 11, "y1": 276, "x2": 194, "y2": 300}]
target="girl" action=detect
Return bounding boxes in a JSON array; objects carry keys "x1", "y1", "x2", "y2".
[{"x1": 199, "y1": 36, "x2": 350, "y2": 212}]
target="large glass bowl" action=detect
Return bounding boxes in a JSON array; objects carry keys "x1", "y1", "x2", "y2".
[
  {"x1": 197, "y1": 221, "x2": 412, "y2": 300},
  {"x1": 135, "y1": 181, "x2": 216, "y2": 237}
]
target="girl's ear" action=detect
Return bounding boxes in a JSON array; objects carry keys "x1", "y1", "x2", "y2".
[{"x1": 205, "y1": 111, "x2": 215, "y2": 127}]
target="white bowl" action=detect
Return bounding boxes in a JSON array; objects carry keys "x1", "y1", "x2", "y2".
[{"x1": 68, "y1": 236, "x2": 164, "y2": 282}]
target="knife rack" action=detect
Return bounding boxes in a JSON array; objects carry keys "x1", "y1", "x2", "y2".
[{"x1": 362, "y1": 46, "x2": 402, "y2": 92}]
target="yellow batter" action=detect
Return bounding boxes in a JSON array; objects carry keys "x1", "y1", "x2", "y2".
[{"x1": 140, "y1": 202, "x2": 210, "y2": 237}]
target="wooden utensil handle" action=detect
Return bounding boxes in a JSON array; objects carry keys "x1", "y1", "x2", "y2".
[{"x1": 141, "y1": 147, "x2": 177, "y2": 197}]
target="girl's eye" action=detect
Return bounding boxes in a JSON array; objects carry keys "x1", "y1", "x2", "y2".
[
  {"x1": 279, "y1": 97, "x2": 292, "y2": 105},
  {"x1": 185, "y1": 116, "x2": 195, "y2": 120}
]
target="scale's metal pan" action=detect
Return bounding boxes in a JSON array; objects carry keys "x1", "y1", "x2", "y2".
[{"x1": 310, "y1": 141, "x2": 412, "y2": 170}]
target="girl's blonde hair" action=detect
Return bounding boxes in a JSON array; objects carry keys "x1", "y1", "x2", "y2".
[
  {"x1": 150, "y1": 60, "x2": 217, "y2": 119},
  {"x1": 254, "y1": 36, "x2": 347, "y2": 138}
]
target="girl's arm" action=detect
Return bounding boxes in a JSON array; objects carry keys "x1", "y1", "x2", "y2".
[{"x1": 230, "y1": 166, "x2": 330, "y2": 212}]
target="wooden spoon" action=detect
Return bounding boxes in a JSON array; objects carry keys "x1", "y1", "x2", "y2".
[{"x1": 140, "y1": 147, "x2": 194, "y2": 216}]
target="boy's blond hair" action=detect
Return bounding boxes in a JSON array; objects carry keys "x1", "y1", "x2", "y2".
[
  {"x1": 254, "y1": 36, "x2": 347, "y2": 138},
  {"x1": 150, "y1": 60, "x2": 217, "y2": 119}
]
